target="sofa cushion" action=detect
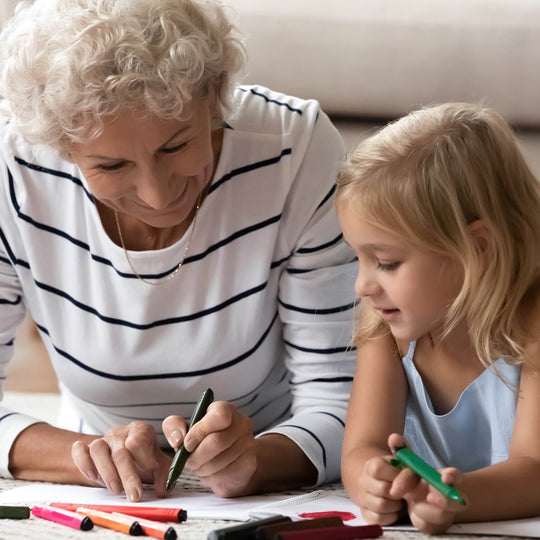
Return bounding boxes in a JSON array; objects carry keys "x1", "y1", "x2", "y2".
[{"x1": 227, "y1": 0, "x2": 540, "y2": 126}]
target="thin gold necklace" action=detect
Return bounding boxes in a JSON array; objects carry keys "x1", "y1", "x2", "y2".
[{"x1": 114, "y1": 195, "x2": 201, "y2": 286}]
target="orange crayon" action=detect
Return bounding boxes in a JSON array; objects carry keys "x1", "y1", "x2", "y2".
[{"x1": 76, "y1": 507, "x2": 143, "y2": 535}]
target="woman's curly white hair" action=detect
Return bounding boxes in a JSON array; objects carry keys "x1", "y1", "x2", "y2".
[{"x1": 0, "y1": 0, "x2": 245, "y2": 158}]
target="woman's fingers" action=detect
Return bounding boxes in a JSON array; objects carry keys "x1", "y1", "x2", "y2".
[
  {"x1": 162, "y1": 415, "x2": 188, "y2": 451},
  {"x1": 87, "y1": 437, "x2": 125, "y2": 495},
  {"x1": 71, "y1": 440, "x2": 101, "y2": 484},
  {"x1": 72, "y1": 421, "x2": 170, "y2": 502}
]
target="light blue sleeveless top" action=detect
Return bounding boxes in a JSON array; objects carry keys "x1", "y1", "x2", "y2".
[{"x1": 402, "y1": 341, "x2": 521, "y2": 472}]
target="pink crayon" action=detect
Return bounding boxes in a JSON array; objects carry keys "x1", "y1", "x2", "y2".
[{"x1": 32, "y1": 504, "x2": 93, "y2": 531}]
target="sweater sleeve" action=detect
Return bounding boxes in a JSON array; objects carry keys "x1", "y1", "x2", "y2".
[
  {"x1": 0, "y1": 157, "x2": 42, "y2": 478},
  {"x1": 259, "y1": 108, "x2": 357, "y2": 485}
]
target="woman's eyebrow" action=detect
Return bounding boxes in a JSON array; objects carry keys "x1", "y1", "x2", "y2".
[
  {"x1": 84, "y1": 127, "x2": 192, "y2": 160},
  {"x1": 157, "y1": 126, "x2": 191, "y2": 149}
]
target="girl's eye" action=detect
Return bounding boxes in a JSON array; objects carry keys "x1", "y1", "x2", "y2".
[
  {"x1": 377, "y1": 261, "x2": 400, "y2": 271},
  {"x1": 161, "y1": 142, "x2": 187, "y2": 154}
]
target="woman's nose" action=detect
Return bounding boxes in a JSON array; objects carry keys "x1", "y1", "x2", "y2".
[{"x1": 136, "y1": 169, "x2": 174, "y2": 209}]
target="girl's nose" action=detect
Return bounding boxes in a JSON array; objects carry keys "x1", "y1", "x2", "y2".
[{"x1": 354, "y1": 267, "x2": 380, "y2": 298}]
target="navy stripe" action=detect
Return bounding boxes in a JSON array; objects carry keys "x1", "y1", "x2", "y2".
[
  {"x1": 1, "y1": 338, "x2": 15, "y2": 346},
  {"x1": 8, "y1": 166, "x2": 284, "y2": 280},
  {"x1": 297, "y1": 233, "x2": 343, "y2": 254},
  {"x1": 0, "y1": 295, "x2": 22, "y2": 306},
  {"x1": 316, "y1": 184, "x2": 336, "y2": 211},
  {"x1": 14, "y1": 156, "x2": 94, "y2": 203},
  {"x1": 0, "y1": 224, "x2": 29, "y2": 269},
  {"x1": 0, "y1": 412, "x2": 17, "y2": 422},
  {"x1": 209, "y1": 148, "x2": 292, "y2": 194},
  {"x1": 280, "y1": 424, "x2": 326, "y2": 467},
  {"x1": 35, "y1": 312, "x2": 278, "y2": 381},
  {"x1": 291, "y1": 376, "x2": 353, "y2": 385},
  {"x1": 284, "y1": 340, "x2": 353, "y2": 355},
  {"x1": 278, "y1": 299, "x2": 355, "y2": 315},
  {"x1": 271, "y1": 254, "x2": 291, "y2": 269},
  {"x1": 34, "y1": 278, "x2": 268, "y2": 329},
  {"x1": 185, "y1": 214, "x2": 281, "y2": 264},
  {"x1": 239, "y1": 88, "x2": 303, "y2": 115},
  {"x1": 316, "y1": 411, "x2": 345, "y2": 427},
  {"x1": 286, "y1": 267, "x2": 312, "y2": 274},
  {"x1": 9, "y1": 168, "x2": 92, "y2": 251},
  {"x1": 0, "y1": 255, "x2": 11, "y2": 265}
]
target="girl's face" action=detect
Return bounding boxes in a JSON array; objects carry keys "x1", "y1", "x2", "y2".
[
  {"x1": 339, "y1": 204, "x2": 464, "y2": 342},
  {"x1": 70, "y1": 100, "x2": 218, "y2": 230}
]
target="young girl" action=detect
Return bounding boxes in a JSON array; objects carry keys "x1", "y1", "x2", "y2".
[{"x1": 337, "y1": 103, "x2": 540, "y2": 534}]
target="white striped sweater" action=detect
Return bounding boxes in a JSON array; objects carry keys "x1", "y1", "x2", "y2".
[{"x1": 0, "y1": 85, "x2": 357, "y2": 484}]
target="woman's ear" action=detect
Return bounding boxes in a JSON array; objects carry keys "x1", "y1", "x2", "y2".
[
  {"x1": 468, "y1": 219, "x2": 493, "y2": 271},
  {"x1": 207, "y1": 79, "x2": 221, "y2": 115}
]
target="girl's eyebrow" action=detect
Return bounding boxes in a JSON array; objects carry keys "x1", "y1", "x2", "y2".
[{"x1": 84, "y1": 126, "x2": 191, "y2": 160}]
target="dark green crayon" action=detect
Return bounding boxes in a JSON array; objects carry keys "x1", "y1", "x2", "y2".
[
  {"x1": 0, "y1": 505, "x2": 31, "y2": 519},
  {"x1": 166, "y1": 387, "x2": 214, "y2": 490},
  {"x1": 391, "y1": 447, "x2": 466, "y2": 505}
]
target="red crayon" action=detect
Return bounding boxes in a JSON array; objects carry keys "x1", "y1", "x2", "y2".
[
  {"x1": 274, "y1": 524, "x2": 383, "y2": 540},
  {"x1": 50, "y1": 503, "x2": 187, "y2": 522},
  {"x1": 32, "y1": 505, "x2": 93, "y2": 531},
  {"x1": 117, "y1": 513, "x2": 177, "y2": 540}
]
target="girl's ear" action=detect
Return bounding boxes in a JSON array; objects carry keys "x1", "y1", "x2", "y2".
[{"x1": 468, "y1": 219, "x2": 493, "y2": 271}]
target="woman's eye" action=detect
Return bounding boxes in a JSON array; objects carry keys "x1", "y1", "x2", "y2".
[
  {"x1": 161, "y1": 142, "x2": 187, "y2": 154},
  {"x1": 377, "y1": 261, "x2": 400, "y2": 271},
  {"x1": 98, "y1": 162, "x2": 125, "y2": 171}
]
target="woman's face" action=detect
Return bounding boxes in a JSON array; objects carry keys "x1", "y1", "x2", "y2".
[{"x1": 70, "y1": 100, "x2": 218, "y2": 229}]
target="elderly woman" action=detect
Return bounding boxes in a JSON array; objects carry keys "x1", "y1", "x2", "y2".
[{"x1": 0, "y1": 0, "x2": 355, "y2": 501}]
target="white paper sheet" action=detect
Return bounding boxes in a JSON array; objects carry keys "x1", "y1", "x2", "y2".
[{"x1": 0, "y1": 483, "x2": 539, "y2": 536}]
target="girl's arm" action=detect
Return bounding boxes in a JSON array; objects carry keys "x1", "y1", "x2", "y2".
[
  {"x1": 457, "y1": 360, "x2": 540, "y2": 521},
  {"x1": 341, "y1": 325, "x2": 408, "y2": 525},
  {"x1": 456, "y1": 293, "x2": 540, "y2": 522}
]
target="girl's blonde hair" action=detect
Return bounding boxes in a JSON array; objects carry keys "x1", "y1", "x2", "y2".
[
  {"x1": 336, "y1": 102, "x2": 540, "y2": 368},
  {"x1": 0, "y1": 0, "x2": 245, "y2": 159}
]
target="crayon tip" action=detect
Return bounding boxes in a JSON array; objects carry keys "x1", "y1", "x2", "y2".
[
  {"x1": 80, "y1": 516, "x2": 94, "y2": 531},
  {"x1": 164, "y1": 526, "x2": 177, "y2": 540}
]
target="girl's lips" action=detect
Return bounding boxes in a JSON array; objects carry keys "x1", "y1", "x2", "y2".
[{"x1": 379, "y1": 308, "x2": 400, "y2": 321}]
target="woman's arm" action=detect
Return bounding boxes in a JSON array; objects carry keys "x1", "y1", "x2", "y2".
[{"x1": 9, "y1": 423, "x2": 97, "y2": 484}]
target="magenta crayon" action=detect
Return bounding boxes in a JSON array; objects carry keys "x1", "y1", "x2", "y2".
[{"x1": 32, "y1": 504, "x2": 93, "y2": 531}]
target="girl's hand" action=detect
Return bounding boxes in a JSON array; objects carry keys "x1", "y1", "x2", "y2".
[
  {"x1": 355, "y1": 454, "x2": 404, "y2": 525},
  {"x1": 71, "y1": 421, "x2": 172, "y2": 502},
  {"x1": 162, "y1": 400, "x2": 256, "y2": 497},
  {"x1": 387, "y1": 433, "x2": 468, "y2": 534},
  {"x1": 397, "y1": 467, "x2": 468, "y2": 534}
]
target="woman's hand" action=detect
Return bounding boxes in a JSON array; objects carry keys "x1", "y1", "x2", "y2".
[
  {"x1": 163, "y1": 400, "x2": 256, "y2": 498},
  {"x1": 387, "y1": 433, "x2": 468, "y2": 534},
  {"x1": 352, "y1": 453, "x2": 404, "y2": 526},
  {"x1": 71, "y1": 421, "x2": 172, "y2": 502}
]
